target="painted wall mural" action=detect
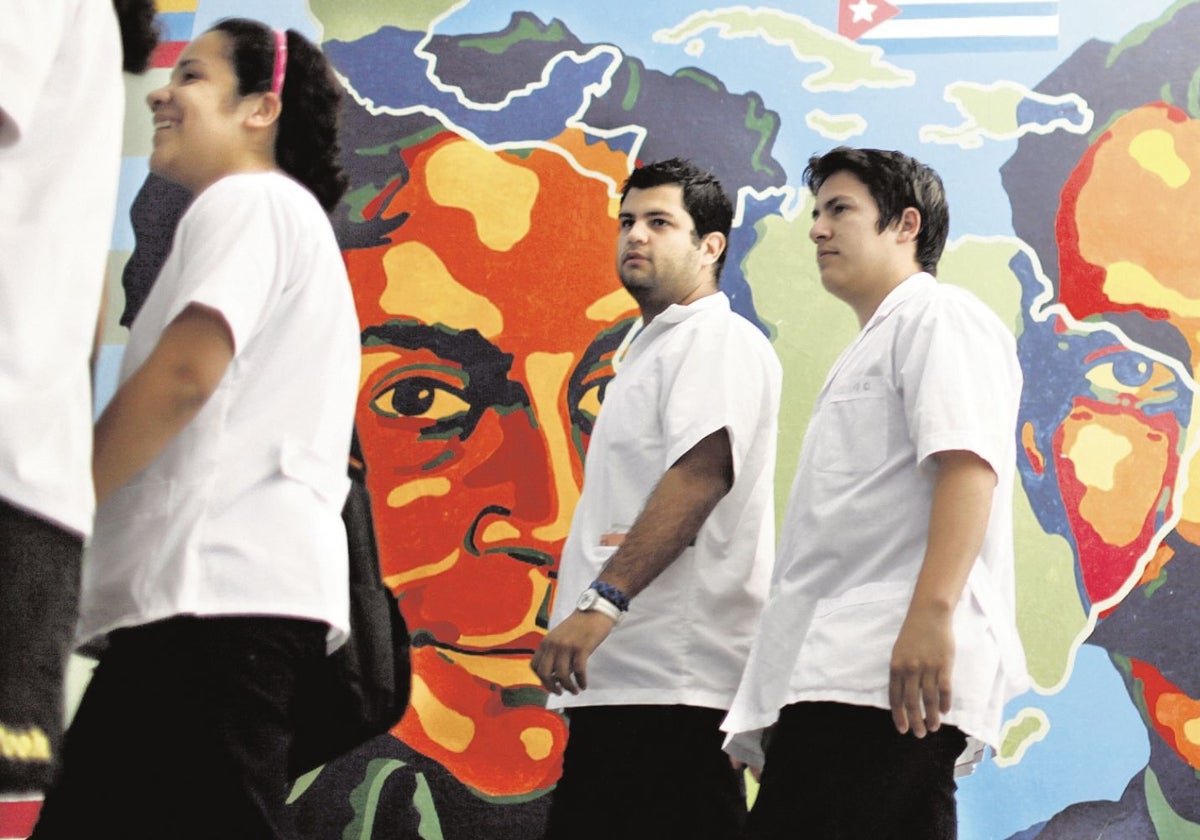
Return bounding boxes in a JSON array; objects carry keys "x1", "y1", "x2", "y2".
[{"x1": 4, "y1": 1, "x2": 1199, "y2": 839}]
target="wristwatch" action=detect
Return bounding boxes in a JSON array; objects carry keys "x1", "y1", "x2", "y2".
[{"x1": 576, "y1": 586, "x2": 624, "y2": 623}]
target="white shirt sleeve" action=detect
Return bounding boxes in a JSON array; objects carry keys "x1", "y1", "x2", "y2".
[
  {"x1": 660, "y1": 315, "x2": 776, "y2": 479},
  {"x1": 0, "y1": 1, "x2": 71, "y2": 147},
  {"x1": 900, "y1": 290, "x2": 1020, "y2": 473},
  {"x1": 163, "y1": 178, "x2": 290, "y2": 355}
]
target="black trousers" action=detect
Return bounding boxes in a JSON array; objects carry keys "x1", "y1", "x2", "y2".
[
  {"x1": 545, "y1": 705, "x2": 746, "y2": 840},
  {"x1": 744, "y1": 702, "x2": 966, "y2": 840},
  {"x1": 32, "y1": 615, "x2": 326, "y2": 840},
  {"x1": 0, "y1": 499, "x2": 82, "y2": 794}
]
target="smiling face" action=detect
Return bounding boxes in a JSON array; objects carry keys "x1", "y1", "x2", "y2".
[
  {"x1": 145, "y1": 30, "x2": 259, "y2": 194},
  {"x1": 351, "y1": 134, "x2": 636, "y2": 795}
]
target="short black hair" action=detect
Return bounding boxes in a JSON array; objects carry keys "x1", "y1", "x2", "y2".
[
  {"x1": 621, "y1": 158, "x2": 734, "y2": 281},
  {"x1": 804, "y1": 147, "x2": 949, "y2": 275},
  {"x1": 111, "y1": 0, "x2": 160, "y2": 74},
  {"x1": 211, "y1": 19, "x2": 348, "y2": 211}
]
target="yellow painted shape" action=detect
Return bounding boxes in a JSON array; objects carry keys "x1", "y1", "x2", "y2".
[
  {"x1": 386, "y1": 477, "x2": 452, "y2": 509},
  {"x1": 1065, "y1": 425, "x2": 1132, "y2": 491},
  {"x1": 156, "y1": 0, "x2": 198, "y2": 12},
  {"x1": 1130, "y1": 129, "x2": 1190, "y2": 189},
  {"x1": 1184, "y1": 717, "x2": 1200, "y2": 747},
  {"x1": 360, "y1": 351, "x2": 397, "y2": 391},
  {"x1": 547, "y1": 127, "x2": 630, "y2": 186},
  {"x1": 457, "y1": 569, "x2": 550, "y2": 648},
  {"x1": 480, "y1": 520, "x2": 522, "y2": 543},
  {"x1": 519, "y1": 727, "x2": 556, "y2": 761},
  {"x1": 0, "y1": 724, "x2": 51, "y2": 761},
  {"x1": 1105, "y1": 261, "x2": 1200, "y2": 318},
  {"x1": 384, "y1": 549, "x2": 458, "y2": 589},
  {"x1": 409, "y1": 674, "x2": 475, "y2": 754},
  {"x1": 586, "y1": 288, "x2": 638, "y2": 323},
  {"x1": 442, "y1": 649, "x2": 545, "y2": 687},
  {"x1": 526, "y1": 352, "x2": 581, "y2": 542},
  {"x1": 426, "y1": 141, "x2": 540, "y2": 252},
  {"x1": 381, "y1": 241, "x2": 504, "y2": 337}
]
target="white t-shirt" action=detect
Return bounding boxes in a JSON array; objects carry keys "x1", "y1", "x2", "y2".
[
  {"x1": 549, "y1": 292, "x2": 782, "y2": 711},
  {"x1": 0, "y1": 1, "x2": 123, "y2": 536},
  {"x1": 723, "y1": 272, "x2": 1028, "y2": 766},
  {"x1": 78, "y1": 172, "x2": 360, "y2": 651}
]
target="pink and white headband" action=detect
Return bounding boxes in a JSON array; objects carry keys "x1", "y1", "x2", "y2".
[{"x1": 270, "y1": 29, "x2": 288, "y2": 96}]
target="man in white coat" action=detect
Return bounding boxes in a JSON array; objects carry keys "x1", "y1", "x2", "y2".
[{"x1": 724, "y1": 147, "x2": 1027, "y2": 839}]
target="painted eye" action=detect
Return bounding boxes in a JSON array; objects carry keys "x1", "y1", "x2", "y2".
[{"x1": 369, "y1": 377, "x2": 470, "y2": 422}]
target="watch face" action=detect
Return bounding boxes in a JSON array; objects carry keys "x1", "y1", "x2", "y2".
[{"x1": 576, "y1": 588, "x2": 598, "y2": 611}]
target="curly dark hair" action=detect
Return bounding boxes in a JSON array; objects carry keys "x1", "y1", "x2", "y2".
[
  {"x1": 621, "y1": 158, "x2": 734, "y2": 281},
  {"x1": 210, "y1": 18, "x2": 348, "y2": 211},
  {"x1": 111, "y1": 0, "x2": 160, "y2": 74},
  {"x1": 804, "y1": 147, "x2": 949, "y2": 276}
]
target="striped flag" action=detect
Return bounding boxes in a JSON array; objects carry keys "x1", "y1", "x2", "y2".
[{"x1": 839, "y1": 0, "x2": 1059, "y2": 54}]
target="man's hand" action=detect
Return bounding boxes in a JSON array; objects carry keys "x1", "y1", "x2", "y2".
[
  {"x1": 888, "y1": 603, "x2": 954, "y2": 738},
  {"x1": 531, "y1": 610, "x2": 616, "y2": 695}
]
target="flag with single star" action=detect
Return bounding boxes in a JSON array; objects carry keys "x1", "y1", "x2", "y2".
[{"x1": 839, "y1": 0, "x2": 1059, "y2": 53}]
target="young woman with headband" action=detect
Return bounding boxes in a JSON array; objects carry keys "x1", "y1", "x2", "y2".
[{"x1": 32, "y1": 19, "x2": 359, "y2": 839}]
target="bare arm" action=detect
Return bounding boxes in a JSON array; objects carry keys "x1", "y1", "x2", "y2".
[
  {"x1": 531, "y1": 428, "x2": 734, "y2": 694},
  {"x1": 92, "y1": 304, "x2": 234, "y2": 503},
  {"x1": 889, "y1": 449, "x2": 996, "y2": 737}
]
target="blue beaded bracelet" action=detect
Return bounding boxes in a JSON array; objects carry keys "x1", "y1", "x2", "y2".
[{"x1": 590, "y1": 579, "x2": 630, "y2": 612}]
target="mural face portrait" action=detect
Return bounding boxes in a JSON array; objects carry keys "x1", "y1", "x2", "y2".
[
  {"x1": 348, "y1": 133, "x2": 637, "y2": 797},
  {"x1": 1019, "y1": 101, "x2": 1200, "y2": 786},
  {"x1": 1017, "y1": 313, "x2": 1190, "y2": 610}
]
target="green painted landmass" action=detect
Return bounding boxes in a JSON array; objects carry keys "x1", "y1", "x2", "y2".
[
  {"x1": 743, "y1": 199, "x2": 857, "y2": 522},
  {"x1": 997, "y1": 708, "x2": 1048, "y2": 764},
  {"x1": 457, "y1": 16, "x2": 569, "y2": 54},
  {"x1": 674, "y1": 67, "x2": 721, "y2": 93},
  {"x1": 921, "y1": 82, "x2": 1090, "y2": 150},
  {"x1": 1108, "y1": 0, "x2": 1200, "y2": 67},
  {"x1": 1011, "y1": 488, "x2": 1086, "y2": 688},
  {"x1": 309, "y1": 0, "x2": 463, "y2": 44},
  {"x1": 744, "y1": 95, "x2": 781, "y2": 179},
  {"x1": 654, "y1": 8, "x2": 913, "y2": 93},
  {"x1": 806, "y1": 109, "x2": 867, "y2": 141},
  {"x1": 1146, "y1": 766, "x2": 1200, "y2": 838}
]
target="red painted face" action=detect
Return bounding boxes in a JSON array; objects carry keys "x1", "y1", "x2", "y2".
[
  {"x1": 1052, "y1": 102, "x2": 1200, "y2": 766},
  {"x1": 349, "y1": 134, "x2": 636, "y2": 795},
  {"x1": 1048, "y1": 103, "x2": 1200, "y2": 605}
]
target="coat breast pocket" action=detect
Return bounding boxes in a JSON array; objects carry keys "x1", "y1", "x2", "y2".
[{"x1": 812, "y1": 376, "x2": 889, "y2": 475}]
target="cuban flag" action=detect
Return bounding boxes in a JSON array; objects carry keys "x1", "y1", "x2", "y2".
[{"x1": 839, "y1": 0, "x2": 1059, "y2": 53}]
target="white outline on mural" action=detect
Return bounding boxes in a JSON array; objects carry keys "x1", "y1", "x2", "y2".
[
  {"x1": 919, "y1": 81, "x2": 1095, "y2": 150},
  {"x1": 806, "y1": 108, "x2": 869, "y2": 140},
  {"x1": 1015, "y1": 239, "x2": 1196, "y2": 696},
  {"x1": 651, "y1": 6, "x2": 915, "y2": 92}
]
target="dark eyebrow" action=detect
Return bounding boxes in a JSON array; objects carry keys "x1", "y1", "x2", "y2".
[
  {"x1": 618, "y1": 209, "x2": 676, "y2": 221},
  {"x1": 362, "y1": 320, "x2": 514, "y2": 374},
  {"x1": 813, "y1": 194, "x2": 851, "y2": 219},
  {"x1": 362, "y1": 320, "x2": 528, "y2": 438}
]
